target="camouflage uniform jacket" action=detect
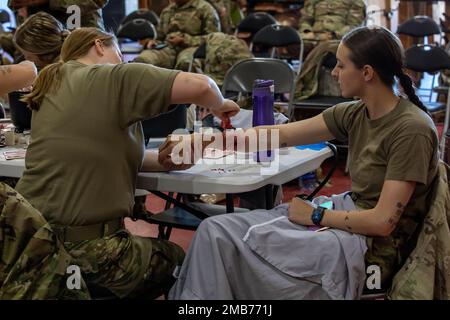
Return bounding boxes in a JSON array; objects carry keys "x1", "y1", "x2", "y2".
[
  {"x1": 294, "y1": 40, "x2": 340, "y2": 101},
  {"x1": 388, "y1": 161, "x2": 450, "y2": 300},
  {"x1": 0, "y1": 183, "x2": 90, "y2": 300},
  {"x1": 206, "y1": 0, "x2": 232, "y2": 34},
  {"x1": 203, "y1": 32, "x2": 252, "y2": 85},
  {"x1": 299, "y1": 0, "x2": 366, "y2": 40},
  {"x1": 8, "y1": 0, "x2": 108, "y2": 29},
  {"x1": 157, "y1": 0, "x2": 220, "y2": 48}
]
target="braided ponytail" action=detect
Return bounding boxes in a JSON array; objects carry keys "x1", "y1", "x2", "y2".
[{"x1": 396, "y1": 70, "x2": 429, "y2": 114}]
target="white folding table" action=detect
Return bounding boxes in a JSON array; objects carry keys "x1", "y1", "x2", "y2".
[{"x1": 0, "y1": 145, "x2": 333, "y2": 213}]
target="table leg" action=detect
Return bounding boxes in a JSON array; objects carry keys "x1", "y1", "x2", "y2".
[
  {"x1": 226, "y1": 194, "x2": 234, "y2": 213},
  {"x1": 265, "y1": 184, "x2": 274, "y2": 210}
]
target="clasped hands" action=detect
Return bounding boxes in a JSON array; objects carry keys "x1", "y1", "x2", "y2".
[{"x1": 146, "y1": 32, "x2": 186, "y2": 49}]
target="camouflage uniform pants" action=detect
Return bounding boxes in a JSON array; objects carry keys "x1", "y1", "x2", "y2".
[
  {"x1": 134, "y1": 46, "x2": 199, "y2": 71},
  {"x1": 64, "y1": 229, "x2": 185, "y2": 299}
]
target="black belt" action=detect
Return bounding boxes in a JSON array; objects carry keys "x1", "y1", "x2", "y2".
[{"x1": 52, "y1": 218, "x2": 124, "y2": 242}]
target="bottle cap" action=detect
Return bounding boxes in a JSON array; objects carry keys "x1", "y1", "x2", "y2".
[{"x1": 253, "y1": 79, "x2": 274, "y2": 88}]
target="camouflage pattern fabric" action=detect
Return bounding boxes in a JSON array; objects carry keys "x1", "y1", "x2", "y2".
[
  {"x1": 203, "y1": 32, "x2": 252, "y2": 85},
  {"x1": 8, "y1": 0, "x2": 108, "y2": 29},
  {"x1": 299, "y1": 0, "x2": 366, "y2": 42},
  {"x1": 0, "y1": 182, "x2": 90, "y2": 299},
  {"x1": 64, "y1": 230, "x2": 185, "y2": 299},
  {"x1": 48, "y1": 0, "x2": 109, "y2": 29},
  {"x1": 134, "y1": 0, "x2": 220, "y2": 70},
  {"x1": 294, "y1": 40, "x2": 340, "y2": 101},
  {"x1": 206, "y1": 0, "x2": 232, "y2": 34},
  {"x1": 387, "y1": 162, "x2": 450, "y2": 300},
  {"x1": 0, "y1": 182, "x2": 185, "y2": 299},
  {"x1": 294, "y1": 0, "x2": 366, "y2": 101}
]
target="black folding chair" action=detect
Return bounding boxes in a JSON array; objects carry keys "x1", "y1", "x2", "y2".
[
  {"x1": 252, "y1": 24, "x2": 304, "y2": 75},
  {"x1": 404, "y1": 43, "x2": 450, "y2": 157},
  {"x1": 235, "y1": 12, "x2": 277, "y2": 51},
  {"x1": 120, "y1": 9, "x2": 159, "y2": 27},
  {"x1": 397, "y1": 15, "x2": 441, "y2": 41},
  {"x1": 116, "y1": 19, "x2": 156, "y2": 54},
  {"x1": 405, "y1": 44, "x2": 450, "y2": 116},
  {"x1": 398, "y1": 15, "x2": 443, "y2": 103}
]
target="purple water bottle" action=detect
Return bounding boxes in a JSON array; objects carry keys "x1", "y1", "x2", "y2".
[{"x1": 253, "y1": 79, "x2": 275, "y2": 162}]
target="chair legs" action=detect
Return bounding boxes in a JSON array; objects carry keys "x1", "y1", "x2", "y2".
[{"x1": 345, "y1": 155, "x2": 350, "y2": 175}]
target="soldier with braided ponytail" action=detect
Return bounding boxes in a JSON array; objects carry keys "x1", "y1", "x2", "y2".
[{"x1": 169, "y1": 26, "x2": 441, "y2": 299}]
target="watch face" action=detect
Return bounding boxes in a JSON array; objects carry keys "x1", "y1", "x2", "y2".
[{"x1": 312, "y1": 207, "x2": 325, "y2": 226}]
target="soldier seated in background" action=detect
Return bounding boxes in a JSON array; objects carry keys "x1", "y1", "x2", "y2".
[
  {"x1": 8, "y1": 0, "x2": 108, "y2": 29},
  {"x1": 299, "y1": 0, "x2": 366, "y2": 56},
  {"x1": 134, "y1": 0, "x2": 220, "y2": 71},
  {"x1": 294, "y1": 0, "x2": 366, "y2": 101}
]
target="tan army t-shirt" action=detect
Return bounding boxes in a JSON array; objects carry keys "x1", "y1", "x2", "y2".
[
  {"x1": 16, "y1": 61, "x2": 179, "y2": 226},
  {"x1": 322, "y1": 98, "x2": 439, "y2": 286}
]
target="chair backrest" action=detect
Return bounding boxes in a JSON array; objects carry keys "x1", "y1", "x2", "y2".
[
  {"x1": 187, "y1": 42, "x2": 206, "y2": 73},
  {"x1": 0, "y1": 9, "x2": 10, "y2": 24},
  {"x1": 116, "y1": 19, "x2": 156, "y2": 41},
  {"x1": 405, "y1": 44, "x2": 450, "y2": 73},
  {"x1": 252, "y1": 24, "x2": 301, "y2": 48},
  {"x1": 222, "y1": 58, "x2": 295, "y2": 119},
  {"x1": 235, "y1": 12, "x2": 277, "y2": 40},
  {"x1": 397, "y1": 15, "x2": 441, "y2": 38},
  {"x1": 7, "y1": 91, "x2": 32, "y2": 133},
  {"x1": 252, "y1": 24, "x2": 304, "y2": 73},
  {"x1": 221, "y1": 58, "x2": 295, "y2": 95},
  {"x1": 141, "y1": 104, "x2": 188, "y2": 143},
  {"x1": 120, "y1": 9, "x2": 159, "y2": 26}
]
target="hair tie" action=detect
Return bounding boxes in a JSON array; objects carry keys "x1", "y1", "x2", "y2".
[{"x1": 61, "y1": 30, "x2": 71, "y2": 42}]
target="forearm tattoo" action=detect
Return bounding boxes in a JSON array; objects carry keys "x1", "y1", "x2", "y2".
[
  {"x1": 344, "y1": 211, "x2": 352, "y2": 231},
  {"x1": 387, "y1": 202, "x2": 405, "y2": 230},
  {"x1": 0, "y1": 65, "x2": 12, "y2": 76}
]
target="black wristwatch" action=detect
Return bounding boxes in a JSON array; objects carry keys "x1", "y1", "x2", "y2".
[{"x1": 311, "y1": 206, "x2": 327, "y2": 226}]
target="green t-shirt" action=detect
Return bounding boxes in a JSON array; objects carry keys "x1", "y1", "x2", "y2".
[
  {"x1": 322, "y1": 98, "x2": 439, "y2": 287},
  {"x1": 16, "y1": 61, "x2": 179, "y2": 226}
]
